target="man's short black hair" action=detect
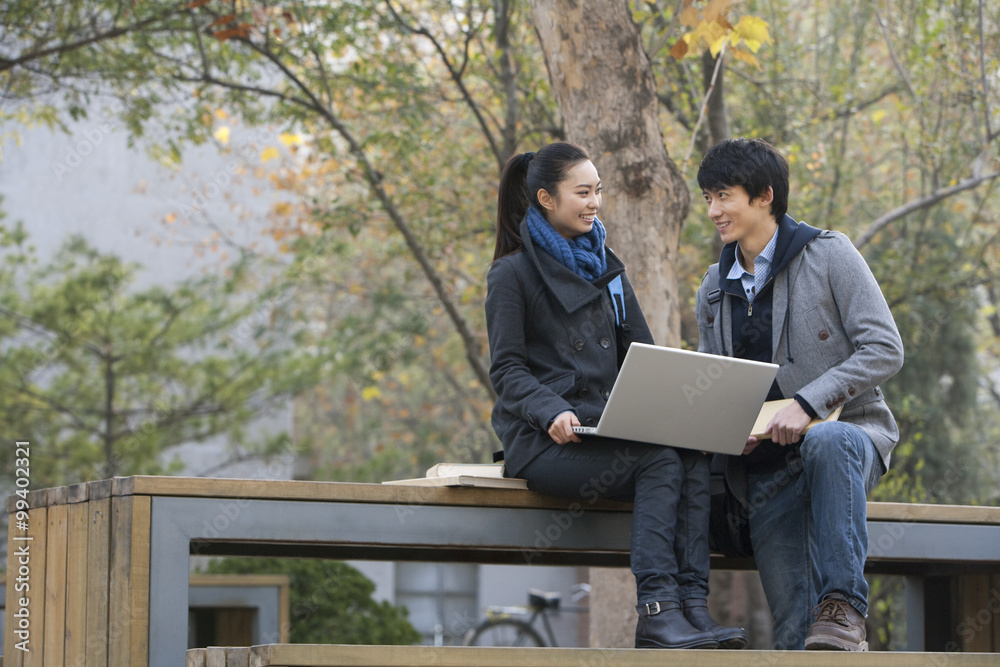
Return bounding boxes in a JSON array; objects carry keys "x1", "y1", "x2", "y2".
[{"x1": 697, "y1": 138, "x2": 789, "y2": 221}]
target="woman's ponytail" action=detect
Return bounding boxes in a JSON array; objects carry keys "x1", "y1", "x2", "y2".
[{"x1": 493, "y1": 152, "x2": 534, "y2": 261}]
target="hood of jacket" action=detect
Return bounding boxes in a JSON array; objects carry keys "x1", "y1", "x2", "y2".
[{"x1": 717, "y1": 213, "x2": 822, "y2": 299}]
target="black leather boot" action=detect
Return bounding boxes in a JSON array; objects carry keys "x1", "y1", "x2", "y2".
[
  {"x1": 635, "y1": 601, "x2": 720, "y2": 649},
  {"x1": 682, "y1": 599, "x2": 749, "y2": 649}
]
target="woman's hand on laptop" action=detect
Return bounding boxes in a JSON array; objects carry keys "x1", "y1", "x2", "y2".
[{"x1": 549, "y1": 411, "x2": 582, "y2": 444}]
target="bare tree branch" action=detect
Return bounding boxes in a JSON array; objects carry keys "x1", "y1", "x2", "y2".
[
  {"x1": 873, "y1": 4, "x2": 917, "y2": 100},
  {"x1": 384, "y1": 0, "x2": 504, "y2": 169},
  {"x1": 854, "y1": 170, "x2": 1000, "y2": 248},
  {"x1": 0, "y1": 3, "x2": 186, "y2": 73},
  {"x1": 682, "y1": 41, "x2": 726, "y2": 171},
  {"x1": 235, "y1": 35, "x2": 497, "y2": 399}
]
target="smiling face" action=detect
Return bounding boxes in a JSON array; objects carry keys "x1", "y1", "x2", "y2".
[
  {"x1": 537, "y1": 160, "x2": 602, "y2": 239},
  {"x1": 702, "y1": 184, "x2": 776, "y2": 248}
]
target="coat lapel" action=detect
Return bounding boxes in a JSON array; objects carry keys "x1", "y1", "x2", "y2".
[{"x1": 520, "y1": 218, "x2": 622, "y2": 314}]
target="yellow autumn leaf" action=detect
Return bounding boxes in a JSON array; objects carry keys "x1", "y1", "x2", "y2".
[
  {"x1": 730, "y1": 47, "x2": 761, "y2": 69},
  {"x1": 702, "y1": 0, "x2": 731, "y2": 23},
  {"x1": 413, "y1": 334, "x2": 426, "y2": 347},
  {"x1": 731, "y1": 15, "x2": 771, "y2": 52},
  {"x1": 679, "y1": 6, "x2": 701, "y2": 28},
  {"x1": 273, "y1": 201, "x2": 292, "y2": 216},
  {"x1": 261, "y1": 146, "x2": 280, "y2": 162},
  {"x1": 671, "y1": 38, "x2": 690, "y2": 60},
  {"x1": 361, "y1": 386, "x2": 381, "y2": 401},
  {"x1": 687, "y1": 20, "x2": 727, "y2": 54},
  {"x1": 213, "y1": 126, "x2": 230, "y2": 144},
  {"x1": 164, "y1": 213, "x2": 176, "y2": 224},
  {"x1": 709, "y1": 33, "x2": 727, "y2": 57},
  {"x1": 215, "y1": 108, "x2": 228, "y2": 120},
  {"x1": 872, "y1": 109, "x2": 887, "y2": 123},
  {"x1": 279, "y1": 132, "x2": 303, "y2": 147}
]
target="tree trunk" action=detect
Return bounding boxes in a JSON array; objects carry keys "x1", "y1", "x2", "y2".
[{"x1": 529, "y1": 0, "x2": 690, "y2": 647}]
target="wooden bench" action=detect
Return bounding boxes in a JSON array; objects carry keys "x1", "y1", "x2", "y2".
[
  {"x1": 5, "y1": 475, "x2": 1000, "y2": 666},
  {"x1": 186, "y1": 643, "x2": 1000, "y2": 666}
]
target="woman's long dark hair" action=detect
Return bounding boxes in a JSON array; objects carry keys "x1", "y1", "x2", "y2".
[{"x1": 493, "y1": 142, "x2": 591, "y2": 261}]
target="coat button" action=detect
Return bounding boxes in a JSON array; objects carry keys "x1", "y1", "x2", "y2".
[
  {"x1": 601, "y1": 389, "x2": 611, "y2": 400},
  {"x1": 707, "y1": 315, "x2": 715, "y2": 324},
  {"x1": 600, "y1": 338, "x2": 611, "y2": 349},
  {"x1": 848, "y1": 388, "x2": 856, "y2": 396},
  {"x1": 818, "y1": 331, "x2": 830, "y2": 341},
  {"x1": 826, "y1": 401, "x2": 834, "y2": 409},
  {"x1": 577, "y1": 388, "x2": 589, "y2": 398},
  {"x1": 875, "y1": 387, "x2": 881, "y2": 396},
  {"x1": 573, "y1": 339, "x2": 585, "y2": 350},
  {"x1": 585, "y1": 418, "x2": 596, "y2": 426},
  {"x1": 837, "y1": 394, "x2": 845, "y2": 403}
]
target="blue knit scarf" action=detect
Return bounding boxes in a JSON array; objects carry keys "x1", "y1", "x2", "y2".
[{"x1": 525, "y1": 205, "x2": 607, "y2": 281}]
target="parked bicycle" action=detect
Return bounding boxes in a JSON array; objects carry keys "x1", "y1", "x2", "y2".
[{"x1": 463, "y1": 584, "x2": 590, "y2": 647}]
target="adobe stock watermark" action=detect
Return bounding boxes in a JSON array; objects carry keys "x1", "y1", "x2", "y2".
[
  {"x1": 11, "y1": 440, "x2": 34, "y2": 652},
  {"x1": 520, "y1": 448, "x2": 639, "y2": 565},
  {"x1": 681, "y1": 355, "x2": 739, "y2": 404},
  {"x1": 50, "y1": 116, "x2": 118, "y2": 183},
  {"x1": 174, "y1": 127, "x2": 281, "y2": 219}
]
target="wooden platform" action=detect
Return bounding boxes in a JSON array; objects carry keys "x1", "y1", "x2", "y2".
[
  {"x1": 6, "y1": 476, "x2": 1000, "y2": 666},
  {"x1": 183, "y1": 644, "x2": 1000, "y2": 667}
]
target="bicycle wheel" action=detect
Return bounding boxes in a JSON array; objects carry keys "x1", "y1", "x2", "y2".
[{"x1": 463, "y1": 619, "x2": 546, "y2": 647}]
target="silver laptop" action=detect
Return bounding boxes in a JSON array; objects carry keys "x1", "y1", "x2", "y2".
[{"x1": 572, "y1": 342, "x2": 778, "y2": 455}]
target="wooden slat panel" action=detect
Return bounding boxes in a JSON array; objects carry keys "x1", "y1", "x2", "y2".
[
  {"x1": 47, "y1": 486, "x2": 69, "y2": 507},
  {"x1": 129, "y1": 495, "x2": 152, "y2": 667},
  {"x1": 86, "y1": 497, "x2": 112, "y2": 667},
  {"x1": 66, "y1": 482, "x2": 90, "y2": 504},
  {"x1": 22, "y1": 506, "x2": 47, "y2": 667},
  {"x1": 108, "y1": 495, "x2": 132, "y2": 666},
  {"x1": 186, "y1": 649, "x2": 207, "y2": 667},
  {"x1": 205, "y1": 647, "x2": 227, "y2": 667},
  {"x1": 42, "y1": 504, "x2": 69, "y2": 665},
  {"x1": 64, "y1": 502, "x2": 90, "y2": 666},
  {"x1": 958, "y1": 574, "x2": 993, "y2": 652},
  {"x1": 226, "y1": 647, "x2": 250, "y2": 667},
  {"x1": 5, "y1": 488, "x2": 51, "y2": 513},
  {"x1": 993, "y1": 573, "x2": 1000, "y2": 652},
  {"x1": 278, "y1": 577, "x2": 290, "y2": 644},
  {"x1": 108, "y1": 495, "x2": 152, "y2": 667},
  {"x1": 88, "y1": 479, "x2": 113, "y2": 501},
  {"x1": 248, "y1": 644, "x2": 1000, "y2": 667}
]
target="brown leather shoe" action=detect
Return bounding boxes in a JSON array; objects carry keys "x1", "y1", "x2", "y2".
[{"x1": 804, "y1": 598, "x2": 868, "y2": 651}]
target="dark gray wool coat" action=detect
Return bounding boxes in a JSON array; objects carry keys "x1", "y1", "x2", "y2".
[{"x1": 485, "y1": 218, "x2": 653, "y2": 478}]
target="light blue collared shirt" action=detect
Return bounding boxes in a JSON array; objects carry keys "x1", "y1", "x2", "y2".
[{"x1": 726, "y1": 227, "x2": 778, "y2": 304}]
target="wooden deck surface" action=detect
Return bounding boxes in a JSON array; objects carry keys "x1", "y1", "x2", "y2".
[{"x1": 183, "y1": 644, "x2": 1000, "y2": 667}]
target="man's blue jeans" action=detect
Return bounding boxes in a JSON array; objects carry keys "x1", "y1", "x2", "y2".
[{"x1": 746, "y1": 422, "x2": 884, "y2": 649}]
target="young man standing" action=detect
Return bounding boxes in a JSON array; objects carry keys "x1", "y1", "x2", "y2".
[{"x1": 694, "y1": 138, "x2": 904, "y2": 650}]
